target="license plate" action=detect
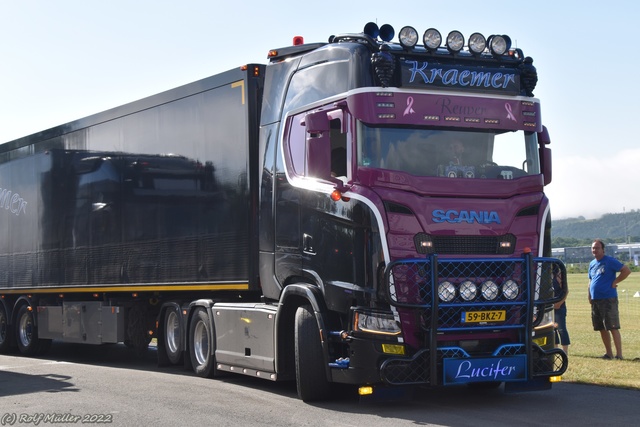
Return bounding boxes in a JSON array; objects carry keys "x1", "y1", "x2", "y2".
[{"x1": 462, "y1": 310, "x2": 506, "y2": 323}]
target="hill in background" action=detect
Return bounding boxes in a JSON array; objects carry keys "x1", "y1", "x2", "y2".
[{"x1": 552, "y1": 210, "x2": 640, "y2": 247}]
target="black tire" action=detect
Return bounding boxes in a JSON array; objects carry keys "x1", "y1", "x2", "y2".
[
  {"x1": 164, "y1": 307, "x2": 183, "y2": 365},
  {"x1": 15, "y1": 305, "x2": 51, "y2": 356},
  {"x1": 126, "y1": 305, "x2": 152, "y2": 357},
  {"x1": 189, "y1": 307, "x2": 217, "y2": 378},
  {"x1": 0, "y1": 304, "x2": 12, "y2": 353},
  {"x1": 295, "y1": 305, "x2": 331, "y2": 402}
]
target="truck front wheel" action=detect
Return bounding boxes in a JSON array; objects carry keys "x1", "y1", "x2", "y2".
[
  {"x1": 189, "y1": 307, "x2": 218, "y2": 378},
  {"x1": 295, "y1": 305, "x2": 331, "y2": 401}
]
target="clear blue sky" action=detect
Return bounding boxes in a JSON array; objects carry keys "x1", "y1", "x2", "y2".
[{"x1": 1, "y1": 0, "x2": 638, "y2": 220}]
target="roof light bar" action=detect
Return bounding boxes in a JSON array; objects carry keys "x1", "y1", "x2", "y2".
[{"x1": 361, "y1": 23, "x2": 513, "y2": 57}]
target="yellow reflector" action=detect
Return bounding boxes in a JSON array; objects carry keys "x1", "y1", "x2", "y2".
[
  {"x1": 381, "y1": 344, "x2": 405, "y2": 355},
  {"x1": 532, "y1": 336, "x2": 547, "y2": 346},
  {"x1": 549, "y1": 376, "x2": 562, "y2": 383},
  {"x1": 358, "y1": 386, "x2": 374, "y2": 396}
]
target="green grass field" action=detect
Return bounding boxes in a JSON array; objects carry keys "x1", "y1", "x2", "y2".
[{"x1": 561, "y1": 272, "x2": 640, "y2": 389}]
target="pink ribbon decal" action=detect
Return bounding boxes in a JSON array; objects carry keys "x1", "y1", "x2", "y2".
[
  {"x1": 404, "y1": 96, "x2": 415, "y2": 116},
  {"x1": 505, "y1": 103, "x2": 516, "y2": 121}
]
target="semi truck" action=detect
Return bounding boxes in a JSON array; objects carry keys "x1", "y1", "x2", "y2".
[{"x1": 0, "y1": 22, "x2": 567, "y2": 401}]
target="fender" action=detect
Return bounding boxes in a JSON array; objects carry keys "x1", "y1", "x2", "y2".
[
  {"x1": 277, "y1": 284, "x2": 332, "y2": 380},
  {"x1": 12, "y1": 295, "x2": 37, "y2": 326}
]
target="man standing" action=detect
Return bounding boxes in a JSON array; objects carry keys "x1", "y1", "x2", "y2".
[{"x1": 588, "y1": 239, "x2": 631, "y2": 360}]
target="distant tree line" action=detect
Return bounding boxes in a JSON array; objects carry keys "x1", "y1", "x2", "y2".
[{"x1": 552, "y1": 209, "x2": 640, "y2": 248}]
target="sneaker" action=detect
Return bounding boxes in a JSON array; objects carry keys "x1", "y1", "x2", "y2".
[
  {"x1": 601, "y1": 354, "x2": 613, "y2": 360},
  {"x1": 615, "y1": 356, "x2": 624, "y2": 360}
]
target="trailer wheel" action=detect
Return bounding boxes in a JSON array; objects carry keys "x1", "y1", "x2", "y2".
[
  {"x1": 164, "y1": 307, "x2": 183, "y2": 365},
  {"x1": 15, "y1": 305, "x2": 50, "y2": 356},
  {"x1": 295, "y1": 305, "x2": 331, "y2": 401},
  {"x1": 0, "y1": 305, "x2": 11, "y2": 352},
  {"x1": 189, "y1": 307, "x2": 217, "y2": 378}
]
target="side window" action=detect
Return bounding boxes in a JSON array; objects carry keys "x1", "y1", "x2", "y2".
[
  {"x1": 284, "y1": 109, "x2": 349, "y2": 180},
  {"x1": 286, "y1": 113, "x2": 306, "y2": 176}
]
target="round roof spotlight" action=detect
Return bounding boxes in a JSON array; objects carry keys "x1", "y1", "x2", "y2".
[
  {"x1": 459, "y1": 280, "x2": 477, "y2": 301},
  {"x1": 468, "y1": 32, "x2": 487, "y2": 55},
  {"x1": 446, "y1": 30, "x2": 465, "y2": 53},
  {"x1": 481, "y1": 280, "x2": 499, "y2": 301},
  {"x1": 399, "y1": 26, "x2": 419, "y2": 48},
  {"x1": 438, "y1": 281, "x2": 456, "y2": 302},
  {"x1": 502, "y1": 279, "x2": 519, "y2": 300},
  {"x1": 379, "y1": 24, "x2": 395, "y2": 42},
  {"x1": 364, "y1": 22, "x2": 380, "y2": 39},
  {"x1": 489, "y1": 34, "x2": 512, "y2": 56},
  {"x1": 423, "y1": 28, "x2": 442, "y2": 51}
]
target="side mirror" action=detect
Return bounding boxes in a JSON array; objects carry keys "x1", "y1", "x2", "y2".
[
  {"x1": 541, "y1": 146, "x2": 552, "y2": 185},
  {"x1": 305, "y1": 111, "x2": 332, "y2": 179},
  {"x1": 538, "y1": 125, "x2": 551, "y2": 145},
  {"x1": 537, "y1": 126, "x2": 552, "y2": 185}
]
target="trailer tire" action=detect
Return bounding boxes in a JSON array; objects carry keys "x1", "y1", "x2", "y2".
[
  {"x1": 0, "y1": 305, "x2": 12, "y2": 353},
  {"x1": 15, "y1": 305, "x2": 50, "y2": 356},
  {"x1": 189, "y1": 307, "x2": 217, "y2": 378},
  {"x1": 164, "y1": 307, "x2": 183, "y2": 365},
  {"x1": 295, "y1": 305, "x2": 331, "y2": 402}
]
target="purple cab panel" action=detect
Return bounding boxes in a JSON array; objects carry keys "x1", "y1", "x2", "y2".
[{"x1": 347, "y1": 91, "x2": 541, "y2": 133}]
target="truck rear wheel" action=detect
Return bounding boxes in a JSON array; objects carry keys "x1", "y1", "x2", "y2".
[
  {"x1": 164, "y1": 307, "x2": 183, "y2": 365},
  {"x1": 295, "y1": 305, "x2": 331, "y2": 401},
  {"x1": 15, "y1": 305, "x2": 51, "y2": 356},
  {"x1": 189, "y1": 307, "x2": 218, "y2": 378}
]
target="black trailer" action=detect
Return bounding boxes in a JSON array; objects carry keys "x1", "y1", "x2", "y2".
[{"x1": 0, "y1": 65, "x2": 264, "y2": 354}]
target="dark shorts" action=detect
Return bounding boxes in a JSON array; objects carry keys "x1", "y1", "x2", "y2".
[{"x1": 591, "y1": 297, "x2": 620, "y2": 331}]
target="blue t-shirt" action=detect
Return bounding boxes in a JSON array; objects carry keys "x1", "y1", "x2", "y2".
[{"x1": 588, "y1": 255, "x2": 624, "y2": 300}]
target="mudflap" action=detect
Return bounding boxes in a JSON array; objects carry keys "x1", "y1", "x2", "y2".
[
  {"x1": 503, "y1": 377, "x2": 552, "y2": 393},
  {"x1": 358, "y1": 386, "x2": 416, "y2": 403}
]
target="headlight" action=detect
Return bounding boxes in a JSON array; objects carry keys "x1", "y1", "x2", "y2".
[
  {"x1": 354, "y1": 311, "x2": 401, "y2": 335},
  {"x1": 459, "y1": 280, "x2": 477, "y2": 301},
  {"x1": 489, "y1": 34, "x2": 511, "y2": 56},
  {"x1": 534, "y1": 308, "x2": 555, "y2": 329},
  {"x1": 468, "y1": 32, "x2": 486, "y2": 55},
  {"x1": 423, "y1": 28, "x2": 442, "y2": 51},
  {"x1": 481, "y1": 280, "x2": 499, "y2": 300},
  {"x1": 438, "y1": 281, "x2": 456, "y2": 302},
  {"x1": 399, "y1": 26, "x2": 419, "y2": 48},
  {"x1": 446, "y1": 30, "x2": 464, "y2": 53},
  {"x1": 502, "y1": 279, "x2": 519, "y2": 300}
]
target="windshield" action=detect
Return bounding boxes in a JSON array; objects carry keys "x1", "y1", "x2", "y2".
[{"x1": 357, "y1": 123, "x2": 540, "y2": 180}]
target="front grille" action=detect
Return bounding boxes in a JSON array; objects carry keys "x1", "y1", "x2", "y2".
[{"x1": 414, "y1": 233, "x2": 516, "y2": 255}]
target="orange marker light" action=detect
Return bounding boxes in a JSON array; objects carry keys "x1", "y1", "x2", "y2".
[{"x1": 331, "y1": 190, "x2": 342, "y2": 201}]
